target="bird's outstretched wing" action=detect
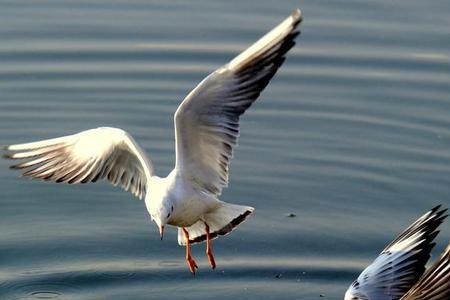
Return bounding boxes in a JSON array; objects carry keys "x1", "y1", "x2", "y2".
[
  {"x1": 400, "y1": 244, "x2": 450, "y2": 300},
  {"x1": 344, "y1": 206, "x2": 448, "y2": 300},
  {"x1": 2, "y1": 127, "x2": 153, "y2": 199},
  {"x1": 174, "y1": 9, "x2": 302, "y2": 195}
]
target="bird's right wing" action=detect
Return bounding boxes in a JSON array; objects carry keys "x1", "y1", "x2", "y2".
[
  {"x1": 344, "y1": 206, "x2": 448, "y2": 300},
  {"x1": 401, "y1": 244, "x2": 450, "y2": 300},
  {"x1": 2, "y1": 127, "x2": 154, "y2": 199},
  {"x1": 174, "y1": 9, "x2": 301, "y2": 195}
]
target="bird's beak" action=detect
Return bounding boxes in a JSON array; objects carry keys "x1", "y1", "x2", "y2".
[{"x1": 159, "y1": 225, "x2": 165, "y2": 240}]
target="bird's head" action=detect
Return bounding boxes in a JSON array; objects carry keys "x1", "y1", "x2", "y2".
[
  {"x1": 146, "y1": 193, "x2": 173, "y2": 240},
  {"x1": 147, "y1": 201, "x2": 174, "y2": 240},
  {"x1": 144, "y1": 176, "x2": 175, "y2": 240}
]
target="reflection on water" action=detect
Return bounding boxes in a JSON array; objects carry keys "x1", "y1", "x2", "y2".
[{"x1": 1, "y1": 0, "x2": 450, "y2": 299}]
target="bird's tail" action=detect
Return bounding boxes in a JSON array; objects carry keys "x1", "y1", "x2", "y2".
[{"x1": 177, "y1": 201, "x2": 254, "y2": 245}]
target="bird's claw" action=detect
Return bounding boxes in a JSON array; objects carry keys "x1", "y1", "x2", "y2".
[
  {"x1": 187, "y1": 256, "x2": 198, "y2": 274},
  {"x1": 207, "y1": 251, "x2": 216, "y2": 269}
]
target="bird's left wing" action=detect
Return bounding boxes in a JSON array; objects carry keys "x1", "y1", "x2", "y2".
[
  {"x1": 2, "y1": 127, "x2": 154, "y2": 199},
  {"x1": 345, "y1": 206, "x2": 448, "y2": 300},
  {"x1": 174, "y1": 9, "x2": 302, "y2": 195},
  {"x1": 400, "y1": 244, "x2": 450, "y2": 300}
]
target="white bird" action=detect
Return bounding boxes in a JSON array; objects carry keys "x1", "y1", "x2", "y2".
[
  {"x1": 345, "y1": 206, "x2": 450, "y2": 300},
  {"x1": 2, "y1": 9, "x2": 302, "y2": 274}
]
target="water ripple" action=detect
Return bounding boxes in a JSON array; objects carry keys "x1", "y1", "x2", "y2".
[{"x1": 1, "y1": 1, "x2": 450, "y2": 299}]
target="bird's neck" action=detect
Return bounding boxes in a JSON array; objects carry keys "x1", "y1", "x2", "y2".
[{"x1": 145, "y1": 173, "x2": 178, "y2": 215}]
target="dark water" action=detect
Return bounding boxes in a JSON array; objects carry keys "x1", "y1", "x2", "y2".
[{"x1": 1, "y1": 1, "x2": 450, "y2": 299}]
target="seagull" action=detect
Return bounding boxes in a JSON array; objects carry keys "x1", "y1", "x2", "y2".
[
  {"x1": 1, "y1": 9, "x2": 302, "y2": 274},
  {"x1": 345, "y1": 205, "x2": 450, "y2": 300}
]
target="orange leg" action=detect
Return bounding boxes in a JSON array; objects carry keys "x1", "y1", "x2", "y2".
[
  {"x1": 182, "y1": 228, "x2": 198, "y2": 274},
  {"x1": 204, "y1": 222, "x2": 216, "y2": 269}
]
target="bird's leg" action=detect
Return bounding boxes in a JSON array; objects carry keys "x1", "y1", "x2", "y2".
[
  {"x1": 204, "y1": 222, "x2": 216, "y2": 269},
  {"x1": 182, "y1": 227, "x2": 198, "y2": 274}
]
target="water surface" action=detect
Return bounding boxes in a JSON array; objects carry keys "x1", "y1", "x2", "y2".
[{"x1": 1, "y1": 1, "x2": 450, "y2": 299}]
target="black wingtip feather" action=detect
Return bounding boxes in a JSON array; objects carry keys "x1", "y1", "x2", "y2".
[
  {"x1": 234, "y1": 13, "x2": 301, "y2": 76},
  {"x1": 385, "y1": 205, "x2": 448, "y2": 251},
  {"x1": 9, "y1": 163, "x2": 22, "y2": 170}
]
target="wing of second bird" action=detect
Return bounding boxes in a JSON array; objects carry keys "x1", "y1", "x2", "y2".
[{"x1": 345, "y1": 206, "x2": 447, "y2": 300}]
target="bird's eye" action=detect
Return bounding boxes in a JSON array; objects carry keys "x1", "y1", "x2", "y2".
[{"x1": 171, "y1": 205, "x2": 174, "y2": 212}]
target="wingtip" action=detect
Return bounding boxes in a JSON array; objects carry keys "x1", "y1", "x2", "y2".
[
  {"x1": 431, "y1": 205, "x2": 448, "y2": 221},
  {"x1": 425, "y1": 206, "x2": 448, "y2": 231},
  {"x1": 2, "y1": 152, "x2": 13, "y2": 159},
  {"x1": 9, "y1": 163, "x2": 21, "y2": 170},
  {"x1": 436, "y1": 204, "x2": 447, "y2": 213},
  {"x1": 290, "y1": 9, "x2": 302, "y2": 36},
  {"x1": 292, "y1": 8, "x2": 302, "y2": 21},
  {"x1": 431, "y1": 204, "x2": 442, "y2": 212}
]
